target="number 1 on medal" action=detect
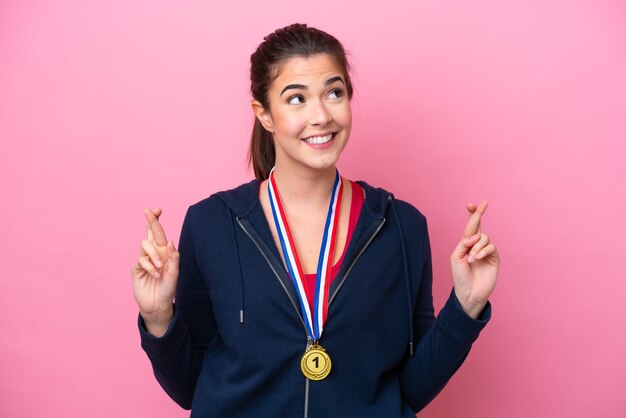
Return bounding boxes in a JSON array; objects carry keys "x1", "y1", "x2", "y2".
[{"x1": 301, "y1": 345, "x2": 332, "y2": 380}]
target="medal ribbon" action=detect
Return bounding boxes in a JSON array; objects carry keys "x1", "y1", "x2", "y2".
[{"x1": 267, "y1": 167, "x2": 343, "y2": 341}]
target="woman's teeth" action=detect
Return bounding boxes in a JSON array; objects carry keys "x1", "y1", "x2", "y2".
[{"x1": 303, "y1": 133, "x2": 334, "y2": 144}]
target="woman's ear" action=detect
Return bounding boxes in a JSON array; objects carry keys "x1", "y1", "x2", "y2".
[{"x1": 251, "y1": 100, "x2": 275, "y2": 133}]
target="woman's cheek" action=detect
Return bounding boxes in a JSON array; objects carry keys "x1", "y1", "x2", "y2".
[{"x1": 285, "y1": 118, "x2": 307, "y2": 138}]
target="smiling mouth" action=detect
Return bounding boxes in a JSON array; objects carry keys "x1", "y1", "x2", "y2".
[{"x1": 302, "y1": 133, "x2": 335, "y2": 145}]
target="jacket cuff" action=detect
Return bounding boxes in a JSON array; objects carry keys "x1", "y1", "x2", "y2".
[
  {"x1": 437, "y1": 288, "x2": 491, "y2": 344},
  {"x1": 138, "y1": 304, "x2": 186, "y2": 359}
]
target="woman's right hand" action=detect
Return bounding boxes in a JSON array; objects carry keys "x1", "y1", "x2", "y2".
[{"x1": 131, "y1": 208, "x2": 180, "y2": 336}]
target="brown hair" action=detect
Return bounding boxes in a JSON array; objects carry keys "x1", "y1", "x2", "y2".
[{"x1": 248, "y1": 23, "x2": 354, "y2": 180}]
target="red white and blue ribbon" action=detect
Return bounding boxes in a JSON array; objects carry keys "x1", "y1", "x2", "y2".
[{"x1": 268, "y1": 167, "x2": 343, "y2": 341}]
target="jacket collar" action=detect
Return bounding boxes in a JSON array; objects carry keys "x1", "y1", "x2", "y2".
[{"x1": 213, "y1": 177, "x2": 393, "y2": 220}]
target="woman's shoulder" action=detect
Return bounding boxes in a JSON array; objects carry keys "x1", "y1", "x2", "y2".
[
  {"x1": 188, "y1": 178, "x2": 261, "y2": 218},
  {"x1": 352, "y1": 178, "x2": 427, "y2": 224}
]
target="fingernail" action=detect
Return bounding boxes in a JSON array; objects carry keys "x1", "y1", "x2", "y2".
[
  {"x1": 154, "y1": 271, "x2": 160, "y2": 278},
  {"x1": 467, "y1": 255, "x2": 475, "y2": 262},
  {"x1": 156, "y1": 260, "x2": 163, "y2": 268}
]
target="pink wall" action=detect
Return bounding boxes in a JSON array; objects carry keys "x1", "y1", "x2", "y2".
[{"x1": 2, "y1": 1, "x2": 625, "y2": 417}]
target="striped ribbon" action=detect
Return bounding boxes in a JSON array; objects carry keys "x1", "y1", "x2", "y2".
[{"x1": 267, "y1": 167, "x2": 343, "y2": 341}]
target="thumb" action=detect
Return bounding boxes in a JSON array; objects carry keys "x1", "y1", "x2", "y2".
[
  {"x1": 167, "y1": 239, "x2": 177, "y2": 256},
  {"x1": 451, "y1": 233, "x2": 480, "y2": 262},
  {"x1": 165, "y1": 241, "x2": 180, "y2": 279}
]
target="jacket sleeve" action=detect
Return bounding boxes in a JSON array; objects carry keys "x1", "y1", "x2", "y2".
[
  {"x1": 137, "y1": 205, "x2": 217, "y2": 410},
  {"x1": 399, "y1": 215, "x2": 491, "y2": 413}
]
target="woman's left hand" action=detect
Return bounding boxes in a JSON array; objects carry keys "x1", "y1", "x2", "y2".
[{"x1": 450, "y1": 200, "x2": 500, "y2": 319}]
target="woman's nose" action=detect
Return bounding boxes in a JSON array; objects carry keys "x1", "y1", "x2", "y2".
[{"x1": 308, "y1": 100, "x2": 332, "y2": 126}]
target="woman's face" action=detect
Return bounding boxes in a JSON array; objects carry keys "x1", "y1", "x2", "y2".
[{"x1": 253, "y1": 53, "x2": 352, "y2": 174}]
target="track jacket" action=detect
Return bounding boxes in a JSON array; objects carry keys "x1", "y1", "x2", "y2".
[{"x1": 138, "y1": 178, "x2": 491, "y2": 417}]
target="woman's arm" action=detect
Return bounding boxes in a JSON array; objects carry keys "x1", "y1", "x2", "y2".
[
  {"x1": 398, "y1": 215, "x2": 491, "y2": 413},
  {"x1": 138, "y1": 206, "x2": 216, "y2": 410}
]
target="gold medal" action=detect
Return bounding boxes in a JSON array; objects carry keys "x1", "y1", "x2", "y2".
[{"x1": 301, "y1": 344, "x2": 332, "y2": 380}]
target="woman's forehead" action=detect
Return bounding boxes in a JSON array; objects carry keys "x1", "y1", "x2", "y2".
[{"x1": 273, "y1": 54, "x2": 344, "y2": 86}]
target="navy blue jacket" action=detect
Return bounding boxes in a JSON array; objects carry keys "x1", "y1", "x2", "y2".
[{"x1": 138, "y1": 178, "x2": 491, "y2": 417}]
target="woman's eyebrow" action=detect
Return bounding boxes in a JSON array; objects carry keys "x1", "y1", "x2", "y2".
[{"x1": 280, "y1": 76, "x2": 345, "y2": 96}]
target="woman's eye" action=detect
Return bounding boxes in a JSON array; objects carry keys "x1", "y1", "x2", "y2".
[
  {"x1": 328, "y1": 88, "x2": 344, "y2": 99},
  {"x1": 288, "y1": 95, "x2": 305, "y2": 105}
]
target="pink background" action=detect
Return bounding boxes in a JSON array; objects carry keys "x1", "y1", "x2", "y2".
[{"x1": 2, "y1": 1, "x2": 625, "y2": 417}]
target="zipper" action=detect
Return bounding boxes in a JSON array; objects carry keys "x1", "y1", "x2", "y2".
[
  {"x1": 303, "y1": 336, "x2": 313, "y2": 418},
  {"x1": 304, "y1": 377, "x2": 310, "y2": 418},
  {"x1": 238, "y1": 216, "x2": 313, "y2": 418},
  {"x1": 329, "y1": 218, "x2": 386, "y2": 306},
  {"x1": 236, "y1": 217, "x2": 307, "y2": 332},
  {"x1": 237, "y1": 215, "x2": 385, "y2": 418}
]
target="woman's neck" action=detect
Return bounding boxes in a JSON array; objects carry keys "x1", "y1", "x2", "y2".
[{"x1": 271, "y1": 163, "x2": 338, "y2": 208}]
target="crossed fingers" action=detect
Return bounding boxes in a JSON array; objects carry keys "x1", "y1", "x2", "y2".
[
  {"x1": 463, "y1": 200, "x2": 487, "y2": 239},
  {"x1": 139, "y1": 208, "x2": 168, "y2": 275},
  {"x1": 462, "y1": 200, "x2": 494, "y2": 263},
  {"x1": 144, "y1": 208, "x2": 168, "y2": 246}
]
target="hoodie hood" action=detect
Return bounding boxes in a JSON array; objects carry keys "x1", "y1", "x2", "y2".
[{"x1": 212, "y1": 177, "x2": 393, "y2": 221}]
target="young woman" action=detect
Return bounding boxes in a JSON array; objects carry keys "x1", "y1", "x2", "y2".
[{"x1": 131, "y1": 23, "x2": 500, "y2": 417}]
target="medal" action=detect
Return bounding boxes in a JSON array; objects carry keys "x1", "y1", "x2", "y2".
[
  {"x1": 301, "y1": 343, "x2": 332, "y2": 380},
  {"x1": 268, "y1": 167, "x2": 343, "y2": 380}
]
